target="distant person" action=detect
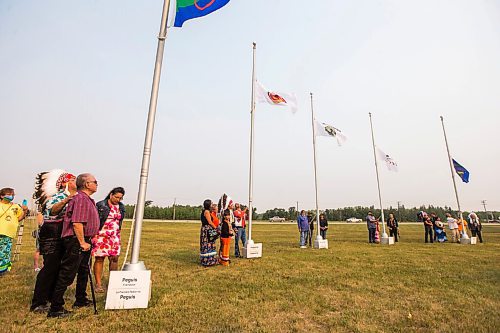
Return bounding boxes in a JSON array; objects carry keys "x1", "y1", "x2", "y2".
[
  {"x1": 92, "y1": 187, "x2": 126, "y2": 293},
  {"x1": 31, "y1": 170, "x2": 77, "y2": 313},
  {"x1": 307, "y1": 212, "x2": 314, "y2": 247},
  {"x1": 297, "y1": 210, "x2": 309, "y2": 248},
  {"x1": 218, "y1": 209, "x2": 234, "y2": 266},
  {"x1": 47, "y1": 173, "x2": 100, "y2": 318},
  {"x1": 423, "y1": 216, "x2": 434, "y2": 243},
  {"x1": 233, "y1": 203, "x2": 247, "y2": 258},
  {"x1": 457, "y1": 216, "x2": 469, "y2": 240},
  {"x1": 430, "y1": 212, "x2": 439, "y2": 242},
  {"x1": 435, "y1": 219, "x2": 448, "y2": 243},
  {"x1": 445, "y1": 213, "x2": 459, "y2": 243},
  {"x1": 386, "y1": 213, "x2": 398, "y2": 242},
  {"x1": 210, "y1": 203, "x2": 219, "y2": 228},
  {"x1": 366, "y1": 211, "x2": 378, "y2": 244},
  {"x1": 468, "y1": 212, "x2": 483, "y2": 243},
  {"x1": 319, "y1": 213, "x2": 328, "y2": 240},
  {"x1": 0, "y1": 187, "x2": 28, "y2": 275},
  {"x1": 200, "y1": 199, "x2": 218, "y2": 267}
]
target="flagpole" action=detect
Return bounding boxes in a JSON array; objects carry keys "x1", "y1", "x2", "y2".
[
  {"x1": 309, "y1": 93, "x2": 322, "y2": 240},
  {"x1": 368, "y1": 113, "x2": 388, "y2": 239},
  {"x1": 247, "y1": 42, "x2": 256, "y2": 244},
  {"x1": 440, "y1": 116, "x2": 467, "y2": 239},
  {"x1": 124, "y1": 0, "x2": 171, "y2": 271}
]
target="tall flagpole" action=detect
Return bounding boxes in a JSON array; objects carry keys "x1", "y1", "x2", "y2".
[
  {"x1": 124, "y1": 0, "x2": 171, "y2": 271},
  {"x1": 369, "y1": 113, "x2": 388, "y2": 239},
  {"x1": 247, "y1": 42, "x2": 256, "y2": 244},
  {"x1": 309, "y1": 93, "x2": 322, "y2": 239},
  {"x1": 440, "y1": 116, "x2": 468, "y2": 239}
]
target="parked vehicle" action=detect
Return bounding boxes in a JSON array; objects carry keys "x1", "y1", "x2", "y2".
[
  {"x1": 269, "y1": 216, "x2": 286, "y2": 222},
  {"x1": 346, "y1": 217, "x2": 362, "y2": 223}
]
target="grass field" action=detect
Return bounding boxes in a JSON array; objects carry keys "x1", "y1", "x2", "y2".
[{"x1": 1, "y1": 220, "x2": 499, "y2": 333}]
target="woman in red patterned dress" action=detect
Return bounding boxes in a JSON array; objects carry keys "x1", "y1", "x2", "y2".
[{"x1": 92, "y1": 187, "x2": 126, "y2": 292}]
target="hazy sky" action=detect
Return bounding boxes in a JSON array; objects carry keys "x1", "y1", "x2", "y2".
[{"x1": 1, "y1": 0, "x2": 499, "y2": 213}]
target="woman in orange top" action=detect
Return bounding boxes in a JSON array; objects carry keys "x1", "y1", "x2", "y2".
[{"x1": 210, "y1": 203, "x2": 219, "y2": 228}]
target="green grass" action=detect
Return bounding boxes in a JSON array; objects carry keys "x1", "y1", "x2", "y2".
[{"x1": 2, "y1": 220, "x2": 499, "y2": 333}]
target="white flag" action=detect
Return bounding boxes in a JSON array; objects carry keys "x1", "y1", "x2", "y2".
[
  {"x1": 376, "y1": 147, "x2": 398, "y2": 172},
  {"x1": 314, "y1": 120, "x2": 347, "y2": 146},
  {"x1": 255, "y1": 81, "x2": 298, "y2": 113}
]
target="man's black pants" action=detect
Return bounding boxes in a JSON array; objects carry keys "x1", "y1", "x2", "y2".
[
  {"x1": 31, "y1": 223, "x2": 64, "y2": 309},
  {"x1": 389, "y1": 228, "x2": 398, "y2": 242},
  {"x1": 368, "y1": 228, "x2": 376, "y2": 243},
  {"x1": 49, "y1": 236, "x2": 91, "y2": 311},
  {"x1": 425, "y1": 226, "x2": 434, "y2": 243}
]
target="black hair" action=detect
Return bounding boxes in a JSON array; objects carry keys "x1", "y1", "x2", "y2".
[
  {"x1": 203, "y1": 199, "x2": 212, "y2": 211},
  {"x1": 106, "y1": 187, "x2": 125, "y2": 200}
]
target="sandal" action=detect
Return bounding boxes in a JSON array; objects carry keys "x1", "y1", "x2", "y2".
[{"x1": 95, "y1": 286, "x2": 105, "y2": 293}]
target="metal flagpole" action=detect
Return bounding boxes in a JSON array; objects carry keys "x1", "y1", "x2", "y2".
[
  {"x1": 124, "y1": 0, "x2": 171, "y2": 271},
  {"x1": 368, "y1": 113, "x2": 388, "y2": 239},
  {"x1": 309, "y1": 93, "x2": 322, "y2": 239},
  {"x1": 247, "y1": 42, "x2": 256, "y2": 244},
  {"x1": 440, "y1": 116, "x2": 468, "y2": 239}
]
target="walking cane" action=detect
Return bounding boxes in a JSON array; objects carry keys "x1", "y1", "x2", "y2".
[{"x1": 87, "y1": 251, "x2": 98, "y2": 314}]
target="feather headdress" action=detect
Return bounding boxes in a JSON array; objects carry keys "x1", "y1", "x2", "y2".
[
  {"x1": 217, "y1": 193, "x2": 233, "y2": 215},
  {"x1": 33, "y1": 169, "x2": 74, "y2": 212}
]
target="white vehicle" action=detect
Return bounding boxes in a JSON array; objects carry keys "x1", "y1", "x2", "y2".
[
  {"x1": 269, "y1": 216, "x2": 286, "y2": 222},
  {"x1": 346, "y1": 217, "x2": 362, "y2": 223}
]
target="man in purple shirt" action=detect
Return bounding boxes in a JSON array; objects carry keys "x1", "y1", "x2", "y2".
[{"x1": 48, "y1": 173, "x2": 100, "y2": 318}]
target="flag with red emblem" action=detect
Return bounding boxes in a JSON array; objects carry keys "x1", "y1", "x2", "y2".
[{"x1": 255, "y1": 81, "x2": 298, "y2": 113}]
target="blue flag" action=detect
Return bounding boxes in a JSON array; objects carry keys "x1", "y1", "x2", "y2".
[
  {"x1": 174, "y1": 0, "x2": 230, "y2": 27},
  {"x1": 452, "y1": 159, "x2": 470, "y2": 183}
]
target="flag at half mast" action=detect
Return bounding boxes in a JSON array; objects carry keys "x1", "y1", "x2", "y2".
[
  {"x1": 314, "y1": 120, "x2": 347, "y2": 146},
  {"x1": 376, "y1": 147, "x2": 398, "y2": 172},
  {"x1": 174, "y1": 0, "x2": 230, "y2": 27},
  {"x1": 255, "y1": 81, "x2": 298, "y2": 113},
  {"x1": 452, "y1": 158, "x2": 470, "y2": 183}
]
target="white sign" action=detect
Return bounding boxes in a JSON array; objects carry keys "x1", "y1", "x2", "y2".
[
  {"x1": 243, "y1": 243, "x2": 262, "y2": 258},
  {"x1": 314, "y1": 239, "x2": 329, "y2": 249},
  {"x1": 105, "y1": 270, "x2": 151, "y2": 310}
]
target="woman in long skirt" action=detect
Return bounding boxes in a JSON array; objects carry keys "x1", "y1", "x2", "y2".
[{"x1": 200, "y1": 199, "x2": 218, "y2": 266}]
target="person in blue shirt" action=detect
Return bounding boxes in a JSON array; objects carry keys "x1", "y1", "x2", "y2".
[{"x1": 297, "y1": 210, "x2": 309, "y2": 248}]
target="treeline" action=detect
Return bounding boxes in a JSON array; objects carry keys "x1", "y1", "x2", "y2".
[{"x1": 124, "y1": 203, "x2": 498, "y2": 222}]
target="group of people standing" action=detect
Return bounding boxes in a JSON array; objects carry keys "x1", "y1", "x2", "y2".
[
  {"x1": 1, "y1": 170, "x2": 126, "y2": 318},
  {"x1": 420, "y1": 211, "x2": 484, "y2": 244},
  {"x1": 297, "y1": 211, "x2": 329, "y2": 248},
  {"x1": 199, "y1": 196, "x2": 248, "y2": 267},
  {"x1": 366, "y1": 211, "x2": 400, "y2": 243}
]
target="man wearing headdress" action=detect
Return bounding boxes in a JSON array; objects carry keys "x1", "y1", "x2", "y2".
[{"x1": 31, "y1": 170, "x2": 76, "y2": 313}]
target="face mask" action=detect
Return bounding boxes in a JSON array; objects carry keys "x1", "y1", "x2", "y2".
[{"x1": 3, "y1": 195, "x2": 14, "y2": 202}]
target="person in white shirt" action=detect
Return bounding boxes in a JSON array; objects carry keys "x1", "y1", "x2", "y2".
[{"x1": 445, "y1": 213, "x2": 459, "y2": 243}]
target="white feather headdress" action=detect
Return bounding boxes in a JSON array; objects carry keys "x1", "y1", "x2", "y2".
[{"x1": 33, "y1": 169, "x2": 67, "y2": 212}]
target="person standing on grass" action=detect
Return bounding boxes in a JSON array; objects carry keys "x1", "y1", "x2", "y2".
[
  {"x1": 31, "y1": 171, "x2": 77, "y2": 313},
  {"x1": 457, "y1": 216, "x2": 469, "y2": 240},
  {"x1": 430, "y1": 212, "x2": 439, "y2": 242},
  {"x1": 92, "y1": 187, "x2": 126, "y2": 293},
  {"x1": 423, "y1": 215, "x2": 434, "y2": 243},
  {"x1": 445, "y1": 213, "x2": 459, "y2": 243},
  {"x1": 297, "y1": 210, "x2": 309, "y2": 248},
  {"x1": 47, "y1": 173, "x2": 100, "y2": 318},
  {"x1": 468, "y1": 212, "x2": 483, "y2": 243},
  {"x1": 307, "y1": 212, "x2": 314, "y2": 247},
  {"x1": 210, "y1": 203, "x2": 219, "y2": 228},
  {"x1": 387, "y1": 213, "x2": 398, "y2": 242},
  {"x1": 233, "y1": 203, "x2": 247, "y2": 258},
  {"x1": 366, "y1": 211, "x2": 378, "y2": 244},
  {"x1": 0, "y1": 187, "x2": 28, "y2": 275},
  {"x1": 200, "y1": 199, "x2": 218, "y2": 267},
  {"x1": 435, "y1": 219, "x2": 448, "y2": 243},
  {"x1": 219, "y1": 210, "x2": 234, "y2": 266},
  {"x1": 319, "y1": 213, "x2": 328, "y2": 240}
]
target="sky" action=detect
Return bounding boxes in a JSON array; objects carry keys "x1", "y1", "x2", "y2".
[{"x1": 1, "y1": 0, "x2": 499, "y2": 213}]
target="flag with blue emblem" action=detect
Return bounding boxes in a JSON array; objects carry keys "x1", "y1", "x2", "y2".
[
  {"x1": 174, "y1": 0, "x2": 230, "y2": 27},
  {"x1": 452, "y1": 159, "x2": 469, "y2": 183}
]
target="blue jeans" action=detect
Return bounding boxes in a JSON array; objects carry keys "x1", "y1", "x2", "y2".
[
  {"x1": 300, "y1": 230, "x2": 309, "y2": 246},
  {"x1": 234, "y1": 227, "x2": 246, "y2": 257}
]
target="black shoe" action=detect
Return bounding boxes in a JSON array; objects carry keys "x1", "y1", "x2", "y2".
[
  {"x1": 72, "y1": 299, "x2": 92, "y2": 308},
  {"x1": 47, "y1": 308, "x2": 72, "y2": 318},
  {"x1": 31, "y1": 304, "x2": 50, "y2": 313}
]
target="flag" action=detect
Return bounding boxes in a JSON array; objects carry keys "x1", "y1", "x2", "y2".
[
  {"x1": 452, "y1": 159, "x2": 469, "y2": 183},
  {"x1": 314, "y1": 120, "x2": 347, "y2": 146},
  {"x1": 376, "y1": 147, "x2": 398, "y2": 172},
  {"x1": 174, "y1": 0, "x2": 230, "y2": 27},
  {"x1": 255, "y1": 81, "x2": 298, "y2": 113}
]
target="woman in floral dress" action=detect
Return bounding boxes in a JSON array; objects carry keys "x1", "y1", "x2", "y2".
[
  {"x1": 200, "y1": 199, "x2": 218, "y2": 267},
  {"x1": 92, "y1": 187, "x2": 125, "y2": 292}
]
